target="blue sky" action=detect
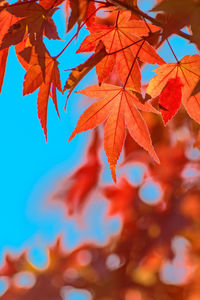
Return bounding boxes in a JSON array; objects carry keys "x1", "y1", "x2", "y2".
[{"x1": 0, "y1": 1, "x2": 198, "y2": 296}]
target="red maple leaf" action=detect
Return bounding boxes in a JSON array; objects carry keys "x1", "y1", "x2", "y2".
[
  {"x1": 52, "y1": 130, "x2": 101, "y2": 215},
  {"x1": 16, "y1": 40, "x2": 62, "y2": 140},
  {"x1": 159, "y1": 77, "x2": 183, "y2": 125}
]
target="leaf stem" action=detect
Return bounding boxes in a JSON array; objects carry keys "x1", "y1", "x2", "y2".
[
  {"x1": 123, "y1": 40, "x2": 145, "y2": 89},
  {"x1": 166, "y1": 39, "x2": 179, "y2": 62},
  {"x1": 115, "y1": 11, "x2": 120, "y2": 27},
  {"x1": 141, "y1": 16, "x2": 152, "y2": 34}
]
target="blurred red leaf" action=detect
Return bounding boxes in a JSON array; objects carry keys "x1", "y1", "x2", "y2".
[{"x1": 52, "y1": 130, "x2": 101, "y2": 215}]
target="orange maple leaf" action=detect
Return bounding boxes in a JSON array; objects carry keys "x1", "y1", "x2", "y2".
[
  {"x1": 69, "y1": 84, "x2": 159, "y2": 182},
  {"x1": 147, "y1": 54, "x2": 200, "y2": 125},
  {"x1": 23, "y1": 53, "x2": 62, "y2": 140},
  {"x1": 77, "y1": 11, "x2": 165, "y2": 89},
  {"x1": 67, "y1": 0, "x2": 90, "y2": 31},
  {"x1": 15, "y1": 40, "x2": 62, "y2": 140}
]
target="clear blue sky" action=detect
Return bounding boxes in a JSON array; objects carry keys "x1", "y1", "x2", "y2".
[{"x1": 0, "y1": 1, "x2": 198, "y2": 296}]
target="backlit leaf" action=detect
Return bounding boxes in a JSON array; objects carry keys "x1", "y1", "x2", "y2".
[
  {"x1": 69, "y1": 84, "x2": 159, "y2": 181},
  {"x1": 159, "y1": 77, "x2": 183, "y2": 125},
  {"x1": 147, "y1": 55, "x2": 200, "y2": 124}
]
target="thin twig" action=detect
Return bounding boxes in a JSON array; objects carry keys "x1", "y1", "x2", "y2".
[
  {"x1": 54, "y1": 5, "x2": 105, "y2": 59},
  {"x1": 166, "y1": 39, "x2": 179, "y2": 62}
]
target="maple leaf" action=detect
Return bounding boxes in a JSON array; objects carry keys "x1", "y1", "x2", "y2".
[
  {"x1": 69, "y1": 84, "x2": 159, "y2": 182},
  {"x1": 147, "y1": 55, "x2": 200, "y2": 125},
  {"x1": 15, "y1": 41, "x2": 62, "y2": 140},
  {"x1": 0, "y1": 1, "x2": 62, "y2": 82},
  {"x1": 77, "y1": 11, "x2": 165, "y2": 89},
  {"x1": 159, "y1": 77, "x2": 183, "y2": 125},
  {"x1": 67, "y1": 0, "x2": 90, "y2": 32},
  {"x1": 23, "y1": 53, "x2": 62, "y2": 140},
  {"x1": 0, "y1": 3, "x2": 52, "y2": 48},
  {"x1": 0, "y1": 1, "x2": 61, "y2": 78},
  {"x1": 52, "y1": 130, "x2": 101, "y2": 215}
]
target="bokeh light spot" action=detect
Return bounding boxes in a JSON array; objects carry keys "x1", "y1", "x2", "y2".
[
  {"x1": 14, "y1": 271, "x2": 36, "y2": 288},
  {"x1": 124, "y1": 164, "x2": 146, "y2": 186},
  {"x1": 139, "y1": 181, "x2": 162, "y2": 205},
  {"x1": 160, "y1": 236, "x2": 194, "y2": 285},
  {"x1": 106, "y1": 254, "x2": 121, "y2": 270},
  {"x1": 77, "y1": 250, "x2": 92, "y2": 266}
]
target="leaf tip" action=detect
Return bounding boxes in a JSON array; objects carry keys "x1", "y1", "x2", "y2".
[
  {"x1": 149, "y1": 145, "x2": 160, "y2": 165},
  {"x1": 162, "y1": 118, "x2": 168, "y2": 126},
  {"x1": 68, "y1": 132, "x2": 75, "y2": 142},
  {"x1": 153, "y1": 152, "x2": 160, "y2": 164},
  {"x1": 44, "y1": 129, "x2": 48, "y2": 143},
  {"x1": 110, "y1": 164, "x2": 117, "y2": 183}
]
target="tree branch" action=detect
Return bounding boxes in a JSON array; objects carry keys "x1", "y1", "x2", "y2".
[{"x1": 109, "y1": 0, "x2": 194, "y2": 43}]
